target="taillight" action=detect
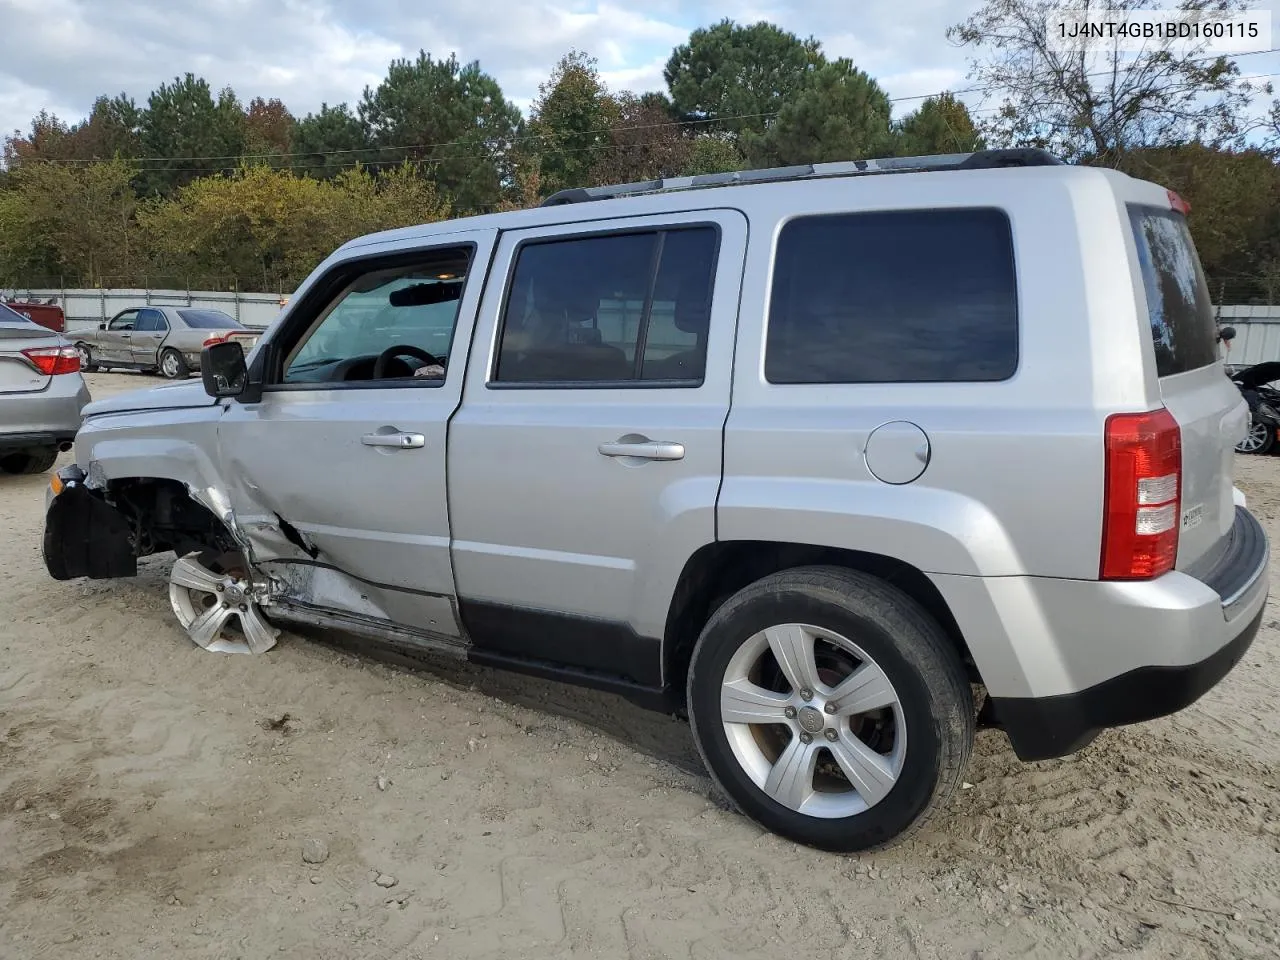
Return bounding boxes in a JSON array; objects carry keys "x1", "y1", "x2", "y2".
[
  {"x1": 21, "y1": 345, "x2": 80, "y2": 376},
  {"x1": 203, "y1": 335, "x2": 226, "y2": 348},
  {"x1": 1167, "y1": 189, "x2": 1191, "y2": 215},
  {"x1": 1101, "y1": 408, "x2": 1182, "y2": 580}
]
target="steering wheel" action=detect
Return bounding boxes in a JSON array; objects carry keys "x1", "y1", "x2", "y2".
[{"x1": 372, "y1": 344, "x2": 442, "y2": 379}]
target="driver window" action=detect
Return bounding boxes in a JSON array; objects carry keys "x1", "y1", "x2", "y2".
[
  {"x1": 282, "y1": 246, "x2": 472, "y2": 386},
  {"x1": 109, "y1": 311, "x2": 137, "y2": 331}
]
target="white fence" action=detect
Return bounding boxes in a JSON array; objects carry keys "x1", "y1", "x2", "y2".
[
  {"x1": 1219, "y1": 305, "x2": 1280, "y2": 367},
  {"x1": 2, "y1": 287, "x2": 287, "y2": 332}
]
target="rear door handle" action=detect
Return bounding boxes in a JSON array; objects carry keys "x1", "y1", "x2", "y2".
[
  {"x1": 362, "y1": 431, "x2": 426, "y2": 449},
  {"x1": 598, "y1": 437, "x2": 685, "y2": 461}
]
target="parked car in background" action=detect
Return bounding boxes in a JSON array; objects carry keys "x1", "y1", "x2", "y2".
[
  {"x1": 1, "y1": 296, "x2": 66, "y2": 333},
  {"x1": 1230, "y1": 361, "x2": 1280, "y2": 454},
  {"x1": 0, "y1": 302, "x2": 89, "y2": 474},
  {"x1": 74, "y1": 306, "x2": 259, "y2": 380}
]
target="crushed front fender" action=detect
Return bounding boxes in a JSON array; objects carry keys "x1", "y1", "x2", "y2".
[{"x1": 43, "y1": 476, "x2": 137, "y2": 580}]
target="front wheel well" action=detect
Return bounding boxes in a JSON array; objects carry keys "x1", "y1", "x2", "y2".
[
  {"x1": 105, "y1": 477, "x2": 239, "y2": 561},
  {"x1": 662, "y1": 541, "x2": 978, "y2": 708}
]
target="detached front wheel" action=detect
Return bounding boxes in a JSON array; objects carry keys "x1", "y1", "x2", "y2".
[{"x1": 686, "y1": 566, "x2": 973, "y2": 853}]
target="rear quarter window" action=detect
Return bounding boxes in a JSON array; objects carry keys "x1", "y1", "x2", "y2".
[
  {"x1": 764, "y1": 208, "x2": 1019, "y2": 384},
  {"x1": 1128, "y1": 205, "x2": 1218, "y2": 377}
]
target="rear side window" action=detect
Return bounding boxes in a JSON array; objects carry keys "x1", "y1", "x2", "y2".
[
  {"x1": 765, "y1": 208, "x2": 1018, "y2": 384},
  {"x1": 1128, "y1": 206, "x2": 1218, "y2": 377},
  {"x1": 178, "y1": 309, "x2": 241, "y2": 330},
  {"x1": 495, "y1": 225, "x2": 718, "y2": 385}
]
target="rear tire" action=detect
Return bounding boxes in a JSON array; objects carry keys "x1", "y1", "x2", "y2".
[
  {"x1": 159, "y1": 348, "x2": 189, "y2": 380},
  {"x1": 686, "y1": 565, "x2": 974, "y2": 853},
  {"x1": 0, "y1": 448, "x2": 60, "y2": 475},
  {"x1": 76, "y1": 343, "x2": 99, "y2": 372}
]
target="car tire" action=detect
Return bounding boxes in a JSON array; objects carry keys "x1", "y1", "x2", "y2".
[
  {"x1": 159, "y1": 348, "x2": 189, "y2": 380},
  {"x1": 686, "y1": 565, "x2": 974, "y2": 853},
  {"x1": 0, "y1": 448, "x2": 60, "y2": 475},
  {"x1": 1236, "y1": 415, "x2": 1275, "y2": 455},
  {"x1": 76, "y1": 343, "x2": 99, "y2": 373}
]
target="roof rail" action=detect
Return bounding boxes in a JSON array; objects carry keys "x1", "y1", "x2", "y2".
[{"x1": 540, "y1": 148, "x2": 1064, "y2": 207}]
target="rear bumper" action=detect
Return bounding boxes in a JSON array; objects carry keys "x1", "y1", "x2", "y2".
[
  {"x1": 935, "y1": 506, "x2": 1270, "y2": 761},
  {"x1": 0, "y1": 430, "x2": 77, "y2": 454},
  {"x1": 0, "y1": 377, "x2": 90, "y2": 450},
  {"x1": 990, "y1": 604, "x2": 1263, "y2": 760}
]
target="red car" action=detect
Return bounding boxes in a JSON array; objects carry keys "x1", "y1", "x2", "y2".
[{"x1": 1, "y1": 299, "x2": 65, "y2": 333}]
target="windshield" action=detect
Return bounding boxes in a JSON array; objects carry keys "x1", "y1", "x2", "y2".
[{"x1": 178, "y1": 309, "x2": 242, "y2": 330}]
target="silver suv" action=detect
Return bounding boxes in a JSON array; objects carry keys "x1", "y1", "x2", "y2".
[{"x1": 41, "y1": 150, "x2": 1269, "y2": 852}]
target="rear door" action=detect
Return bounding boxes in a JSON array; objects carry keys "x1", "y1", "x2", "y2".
[
  {"x1": 1126, "y1": 197, "x2": 1244, "y2": 568},
  {"x1": 0, "y1": 305, "x2": 56, "y2": 394},
  {"x1": 131, "y1": 308, "x2": 169, "y2": 366},
  {"x1": 447, "y1": 210, "x2": 746, "y2": 683}
]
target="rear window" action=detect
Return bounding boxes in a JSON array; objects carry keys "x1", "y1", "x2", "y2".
[
  {"x1": 1128, "y1": 205, "x2": 1218, "y2": 377},
  {"x1": 178, "y1": 309, "x2": 241, "y2": 330},
  {"x1": 0, "y1": 302, "x2": 38, "y2": 325},
  {"x1": 764, "y1": 208, "x2": 1019, "y2": 384}
]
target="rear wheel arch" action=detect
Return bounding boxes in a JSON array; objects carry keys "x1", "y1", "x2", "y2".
[{"x1": 662, "y1": 540, "x2": 977, "y2": 705}]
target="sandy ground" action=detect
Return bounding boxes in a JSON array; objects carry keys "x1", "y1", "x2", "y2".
[{"x1": 1, "y1": 371, "x2": 1278, "y2": 960}]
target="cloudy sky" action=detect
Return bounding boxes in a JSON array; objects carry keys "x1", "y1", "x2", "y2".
[{"x1": 1, "y1": 0, "x2": 1277, "y2": 138}]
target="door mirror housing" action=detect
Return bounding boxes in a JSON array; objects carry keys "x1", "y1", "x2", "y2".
[
  {"x1": 202, "y1": 341, "x2": 247, "y2": 398},
  {"x1": 98, "y1": 322, "x2": 106, "y2": 330}
]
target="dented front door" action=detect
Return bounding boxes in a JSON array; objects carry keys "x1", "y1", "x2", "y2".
[{"x1": 214, "y1": 230, "x2": 495, "y2": 641}]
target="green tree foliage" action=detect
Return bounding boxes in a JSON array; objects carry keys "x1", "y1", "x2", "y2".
[
  {"x1": 527, "y1": 50, "x2": 619, "y2": 196},
  {"x1": 291, "y1": 103, "x2": 370, "y2": 179},
  {"x1": 359, "y1": 51, "x2": 521, "y2": 213},
  {"x1": 896, "y1": 94, "x2": 985, "y2": 156},
  {"x1": 138, "y1": 164, "x2": 449, "y2": 290},
  {"x1": 0, "y1": 159, "x2": 140, "y2": 285},
  {"x1": 948, "y1": 0, "x2": 1265, "y2": 163},
  {"x1": 140, "y1": 74, "x2": 248, "y2": 193},
  {"x1": 1119, "y1": 145, "x2": 1280, "y2": 299},
  {"x1": 681, "y1": 135, "x2": 744, "y2": 176},
  {"x1": 752, "y1": 60, "x2": 894, "y2": 165},
  {"x1": 665, "y1": 19, "x2": 821, "y2": 137}
]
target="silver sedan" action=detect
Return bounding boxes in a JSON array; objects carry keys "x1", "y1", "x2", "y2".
[
  {"x1": 0, "y1": 303, "x2": 90, "y2": 474},
  {"x1": 73, "y1": 306, "x2": 261, "y2": 380}
]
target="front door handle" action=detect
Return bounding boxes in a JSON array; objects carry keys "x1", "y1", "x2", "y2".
[
  {"x1": 361, "y1": 431, "x2": 426, "y2": 449},
  {"x1": 598, "y1": 436, "x2": 685, "y2": 461}
]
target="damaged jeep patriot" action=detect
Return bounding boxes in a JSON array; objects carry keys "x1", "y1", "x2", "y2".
[{"x1": 42, "y1": 149, "x2": 1268, "y2": 852}]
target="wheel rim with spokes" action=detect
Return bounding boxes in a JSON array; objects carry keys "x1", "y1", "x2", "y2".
[
  {"x1": 168, "y1": 552, "x2": 279, "y2": 655},
  {"x1": 161, "y1": 352, "x2": 180, "y2": 377},
  {"x1": 720, "y1": 623, "x2": 906, "y2": 819},
  {"x1": 77, "y1": 345, "x2": 91, "y2": 367},
  {"x1": 1238, "y1": 418, "x2": 1269, "y2": 453}
]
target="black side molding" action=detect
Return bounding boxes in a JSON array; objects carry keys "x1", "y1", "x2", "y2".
[{"x1": 458, "y1": 598, "x2": 665, "y2": 690}]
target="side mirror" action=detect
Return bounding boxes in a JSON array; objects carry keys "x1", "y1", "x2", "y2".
[
  {"x1": 98, "y1": 322, "x2": 106, "y2": 330},
  {"x1": 201, "y1": 341, "x2": 247, "y2": 398}
]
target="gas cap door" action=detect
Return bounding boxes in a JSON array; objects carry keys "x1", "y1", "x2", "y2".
[{"x1": 864, "y1": 420, "x2": 930, "y2": 485}]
